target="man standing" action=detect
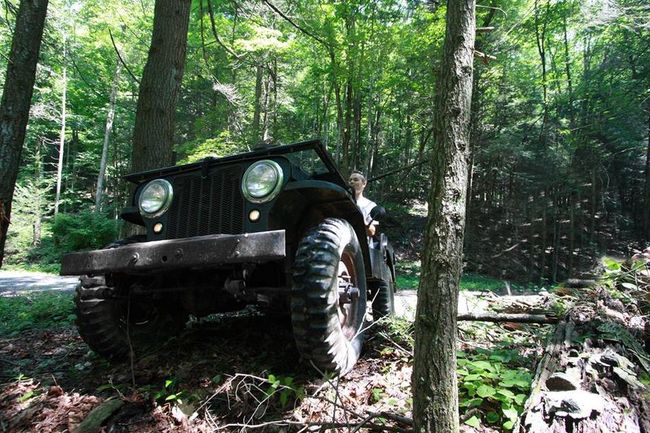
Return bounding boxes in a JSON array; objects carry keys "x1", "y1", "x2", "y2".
[{"x1": 348, "y1": 171, "x2": 377, "y2": 237}]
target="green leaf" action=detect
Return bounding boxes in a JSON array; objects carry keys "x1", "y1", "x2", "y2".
[
  {"x1": 279, "y1": 391, "x2": 289, "y2": 407},
  {"x1": 477, "y1": 384, "x2": 496, "y2": 398},
  {"x1": 502, "y1": 407, "x2": 519, "y2": 422},
  {"x1": 486, "y1": 411, "x2": 500, "y2": 423},
  {"x1": 503, "y1": 420, "x2": 514, "y2": 430},
  {"x1": 468, "y1": 360, "x2": 494, "y2": 372},
  {"x1": 621, "y1": 282, "x2": 638, "y2": 290},
  {"x1": 463, "y1": 374, "x2": 482, "y2": 381},
  {"x1": 18, "y1": 390, "x2": 36, "y2": 402},
  {"x1": 496, "y1": 388, "x2": 516, "y2": 400},
  {"x1": 464, "y1": 416, "x2": 481, "y2": 428},
  {"x1": 515, "y1": 394, "x2": 527, "y2": 406},
  {"x1": 459, "y1": 397, "x2": 483, "y2": 408},
  {"x1": 165, "y1": 379, "x2": 173, "y2": 388}
]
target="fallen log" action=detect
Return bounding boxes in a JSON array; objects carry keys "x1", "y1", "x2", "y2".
[
  {"x1": 515, "y1": 310, "x2": 649, "y2": 433},
  {"x1": 458, "y1": 312, "x2": 559, "y2": 324}
]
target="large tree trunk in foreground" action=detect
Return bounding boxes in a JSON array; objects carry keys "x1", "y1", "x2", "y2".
[
  {"x1": 411, "y1": 1, "x2": 476, "y2": 432},
  {"x1": 0, "y1": 0, "x2": 49, "y2": 268},
  {"x1": 131, "y1": 0, "x2": 191, "y2": 173}
]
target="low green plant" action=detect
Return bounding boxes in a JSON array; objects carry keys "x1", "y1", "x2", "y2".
[
  {"x1": 395, "y1": 260, "x2": 420, "y2": 289},
  {"x1": 601, "y1": 256, "x2": 648, "y2": 296},
  {"x1": 155, "y1": 379, "x2": 184, "y2": 405},
  {"x1": 457, "y1": 350, "x2": 532, "y2": 430},
  {"x1": 394, "y1": 259, "x2": 539, "y2": 293},
  {"x1": 0, "y1": 292, "x2": 75, "y2": 335},
  {"x1": 265, "y1": 374, "x2": 304, "y2": 408}
]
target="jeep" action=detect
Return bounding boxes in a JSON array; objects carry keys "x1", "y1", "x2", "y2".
[{"x1": 61, "y1": 139, "x2": 396, "y2": 373}]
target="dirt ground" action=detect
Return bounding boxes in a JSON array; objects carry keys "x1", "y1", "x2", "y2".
[{"x1": 1, "y1": 281, "x2": 648, "y2": 432}]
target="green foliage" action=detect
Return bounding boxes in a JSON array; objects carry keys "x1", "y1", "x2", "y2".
[
  {"x1": 51, "y1": 211, "x2": 119, "y2": 254},
  {"x1": 265, "y1": 374, "x2": 304, "y2": 409},
  {"x1": 395, "y1": 259, "x2": 536, "y2": 293},
  {"x1": 395, "y1": 260, "x2": 420, "y2": 290},
  {"x1": 457, "y1": 350, "x2": 532, "y2": 430},
  {"x1": 155, "y1": 378, "x2": 184, "y2": 405},
  {"x1": 0, "y1": 292, "x2": 75, "y2": 336}
]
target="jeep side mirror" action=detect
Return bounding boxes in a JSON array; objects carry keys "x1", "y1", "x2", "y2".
[{"x1": 369, "y1": 206, "x2": 386, "y2": 222}]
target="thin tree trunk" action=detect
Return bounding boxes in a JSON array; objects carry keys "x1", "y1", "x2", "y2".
[
  {"x1": 252, "y1": 64, "x2": 263, "y2": 143},
  {"x1": 95, "y1": 59, "x2": 122, "y2": 212},
  {"x1": 644, "y1": 107, "x2": 650, "y2": 239},
  {"x1": 534, "y1": 0, "x2": 550, "y2": 145},
  {"x1": 54, "y1": 34, "x2": 67, "y2": 217},
  {"x1": 32, "y1": 138, "x2": 43, "y2": 246},
  {"x1": 569, "y1": 192, "x2": 575, "y2": 276},
  {"x1": 412, "y1": 0, "x2": 476, "y2": 432}
]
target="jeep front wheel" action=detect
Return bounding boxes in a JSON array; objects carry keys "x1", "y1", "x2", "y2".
[
  {"x1": 75, "y1": 276, "x2": 187, "y2": 360},
  {"x1": 290, "y1": 218, "x2": 367, "y2": 374}
]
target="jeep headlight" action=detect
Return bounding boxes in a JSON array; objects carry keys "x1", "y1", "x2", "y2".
[
  {"x1": 138, "y1": 179, "x2": 173, "y2": 217},
  {"x1": 242, "y1": 160, "x2": 283, "y2": 203}
]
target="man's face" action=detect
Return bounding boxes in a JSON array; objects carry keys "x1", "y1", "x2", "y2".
[{"x1": 348, "y1": 174, "x2": 366, "y2": 193}]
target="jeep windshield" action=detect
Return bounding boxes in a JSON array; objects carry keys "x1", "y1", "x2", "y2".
[{"x1": 124, "y1": 139, "x2": 346, "y2": 187}]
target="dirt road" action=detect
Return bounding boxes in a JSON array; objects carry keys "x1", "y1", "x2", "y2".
[{"x1": 0, "y1": 270, "x2": 78, "y2": 294}]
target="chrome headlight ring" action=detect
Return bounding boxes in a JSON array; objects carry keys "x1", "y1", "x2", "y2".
[
  {"x1": 242, "y1": 160, "x2": 284, "y2": 203},
  {"x1": 138, "y1": 179, "x2": 174, "y2": 218}
]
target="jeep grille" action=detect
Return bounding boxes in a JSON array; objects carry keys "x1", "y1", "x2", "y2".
[{"x1": 166, "y1": 165, "x2": 244, "y2": 238}]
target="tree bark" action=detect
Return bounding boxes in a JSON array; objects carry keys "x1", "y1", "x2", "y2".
[
  {"x1": 95, "y1": 59, "x2": 121, "y2": 212},
  {"x1": 252, "y1": 63, "x2": 263, "y2": 143},
  {"x1": 54, "y1": 34, "x2": 67, "y2": 217},
  {"x1": 131, "y1": 0, "x2": 191, "y2": 173},
  {"x1": 643, "y1": 104, "x2": 650, "y2": 239},
  {"x1": 0, "y1": 0, "x2": 49, "y2": 268},
  {"x1": 412, "y1": 0, "x2": 475, "y2": 432}
]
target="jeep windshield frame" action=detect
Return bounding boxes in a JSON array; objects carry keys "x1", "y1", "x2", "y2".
[{"x1": 124, "y1": 139, "x2": 347, "y2": 188}]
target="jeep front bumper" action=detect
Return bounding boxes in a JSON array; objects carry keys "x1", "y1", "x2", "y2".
[{"x1": 60, "y1": 230, "x2": 286, "y2": 276}]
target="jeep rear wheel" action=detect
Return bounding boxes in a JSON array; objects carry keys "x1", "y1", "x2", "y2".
[
  {"x1": 291, "y1": 218, "x2": 367, "y2": 374},
  {"x1": 372, "y1": 278, "x2": 395, "y2": 319}
]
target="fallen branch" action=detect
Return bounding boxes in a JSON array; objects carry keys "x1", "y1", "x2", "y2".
[{"x1": 458, "y1": 311, "x2": 559, "y2": 324}]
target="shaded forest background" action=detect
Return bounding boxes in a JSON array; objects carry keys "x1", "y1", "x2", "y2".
[{"x1": 2, "y1": 0, "x2": 649, "y2": 283}]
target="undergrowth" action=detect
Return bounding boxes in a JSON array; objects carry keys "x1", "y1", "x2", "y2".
[
  {"x1": 0, "y1": 292, "x2": 75, "y2": 335},
  {"x1": 395, "y1": 260, "x2": 540, "y2": 293}
]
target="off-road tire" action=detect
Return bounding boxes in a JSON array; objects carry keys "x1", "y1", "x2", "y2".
[
  {"x1": 74, "y1": 236, "x2": 186, "y2": 360},
  {"x1": 75, "y1": 275, "x2": 129, "y2": 360},
  {"x1": 291, "y1": 218, "x2": 367, "y2": 374},
  {"x1": 372, "y1": 279, "x2": 395, "y2": 319}
]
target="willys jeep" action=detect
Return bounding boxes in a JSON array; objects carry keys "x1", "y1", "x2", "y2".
[{"x1": 61, "y1": 139, "x2": 396, "y2": 373}]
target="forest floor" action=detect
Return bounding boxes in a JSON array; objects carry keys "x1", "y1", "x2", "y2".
[{"x1": 2, "y1": 277, "x2": 648, "y2": 433}]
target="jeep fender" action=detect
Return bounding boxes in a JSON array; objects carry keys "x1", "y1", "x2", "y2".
[{"x1": 270, "y1": 180, "x2": 371, "y2": 273}]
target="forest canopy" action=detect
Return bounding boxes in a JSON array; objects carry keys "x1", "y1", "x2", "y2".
[{"x1": 1, "y1": 0, "x2": 649, "y2": 281}]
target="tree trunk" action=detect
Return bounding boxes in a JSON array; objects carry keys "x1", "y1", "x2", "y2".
[
  {"x1": 131, "y1": 0, "x2": 191, "y2": 173},
  {"x1": 412, "y1": 0, "x2": 476, "y2": 432},
  {"x1": 534, "y1": 0, "x2": 550, "y2": 145},
  {"x1": 252, "y1": 63, "x2": 263, "y2": 143},
  {"x1": 643, "y1": 104, "x2": 650, "y2": 239},
  {"x1": 32, "y1": 138, "x2": 44, "y2": 246},
  {"x1": 0, "y1": 0, "x2": 49, "y2": 268},
  {"x1": 54, "y1": 34, "x2": 67, "y2": 218},
  {"x1": 95, "y1": 59, "x2": 122, "y2": 212}
]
